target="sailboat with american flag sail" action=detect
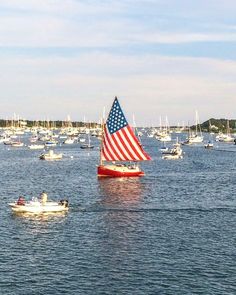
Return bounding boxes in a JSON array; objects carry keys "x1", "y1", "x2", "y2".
[{"x1": 97, "y1": 97, "x2": 151, "y2": 177}]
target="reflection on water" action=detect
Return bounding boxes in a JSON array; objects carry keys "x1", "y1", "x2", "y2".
[
  {"x1": 11, "y1": 211, "x2": 68, "y2": 235},
  {"x1": 12, "y1": 211, "x2": 68, "y2": 221},
  {"x1": 98, "y1": 177, "x2": 145, "y2": 207},
  {"x1": 95, "y1": 178, "x2": 146, "y2": 271}
]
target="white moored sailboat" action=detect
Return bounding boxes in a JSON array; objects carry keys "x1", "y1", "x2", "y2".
[
  {"x1": 183, "y1": 111, "x2": 203, "y2": 144},
  {"x1": 97, "y1": 97, "x2": 151, "y2": 177},
  {"x1": 217, "y1": 120, "x2": 234, "y2": 142}
]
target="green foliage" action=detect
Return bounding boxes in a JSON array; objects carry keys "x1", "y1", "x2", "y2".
[{"x1": 200, "y1": 118, "x2": 236, "y2": 133}]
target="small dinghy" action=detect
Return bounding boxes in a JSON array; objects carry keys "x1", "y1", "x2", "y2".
[
  {"x1": 9, "y1": 198, "x2": 69, "y2": 214},
  {"x1": 39, "y1": 149, "x2": 62, "y2": 160},
  {"x1": 204, "y1": 141, "x2": 214, "y2": 149}
]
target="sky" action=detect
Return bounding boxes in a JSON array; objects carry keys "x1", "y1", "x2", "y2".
[{"x1": 0, "y1": 0, "x2": 236, "y2": 126}]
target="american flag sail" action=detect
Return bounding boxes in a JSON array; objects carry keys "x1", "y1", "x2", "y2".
[{"x1": 101, "y1": 97, "x2": 151, "y2": 162}]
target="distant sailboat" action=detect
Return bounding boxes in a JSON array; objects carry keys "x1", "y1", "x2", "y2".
[
  {"x1": 217, "y1": 120, "x2": 234, "y2": 142},
  {"x1": 156, "y1": 116, "x2": 171, "y2": 142},
  {"x1": 80, "y1": 127, "x2": 94, "y2": 149},
  {"x1": 97, "y1": 97, "x2": 151, "y2": 177},
  {"x1": 10, "y1": 136, "x2": 24, "y2": 147},
  {"x1": 183, "y1": 111, "x2": 203, "y2": 144}
]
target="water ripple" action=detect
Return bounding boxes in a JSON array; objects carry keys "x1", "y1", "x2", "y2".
[{"x1": 0, "y1": 135, "x2": 236, "y2": 294}]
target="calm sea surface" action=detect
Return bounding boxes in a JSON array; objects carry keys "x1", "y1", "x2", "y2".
[{"x1": 0, "y1": 133, "x2": 235, "y2": 295}]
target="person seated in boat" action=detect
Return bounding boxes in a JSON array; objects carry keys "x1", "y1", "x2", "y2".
[
  {"x1": 40, "y1": 191, "x2": 48, "y2": 205},
  {"x1": 173, "y1": 149, "x2": 178, "y2": 155},
  {"x1": 127, "y1": 164, "x2": 136, "y2": 169},
  {"x1": 17, "y1": 196, "x2": 25, "y2": 206},
  {"x1": 115, "y1": 163, "x2": 126, "y2": 167}
]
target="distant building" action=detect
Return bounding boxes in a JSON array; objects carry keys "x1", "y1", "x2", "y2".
[{"x1": 210, "y1": 125, "x2": 218, "y2": 131}]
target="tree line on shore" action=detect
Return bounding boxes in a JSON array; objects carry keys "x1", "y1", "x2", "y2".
[
  {"x1": 199, "y1": 118, "x2": 236, "y2": 133},
  {"x1": 0, "y1": 118, "x2": 235, "y2": 133},
  {"x1": 0, "y1": 119, "x2": 100, "y2": 129}
]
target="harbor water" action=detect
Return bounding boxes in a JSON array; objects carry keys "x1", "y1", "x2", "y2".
[{"x1": 0, "y1": 134, "x2": 235, "y2": 294}]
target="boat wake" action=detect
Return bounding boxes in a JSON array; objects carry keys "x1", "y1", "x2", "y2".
[{"x1": 69, "y1": 204, "x2": 236, "y2": 213}]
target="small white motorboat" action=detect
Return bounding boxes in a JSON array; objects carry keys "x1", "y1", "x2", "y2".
[
  {"x1": 204, "y1": 141, "x2": 214, "y2": 149},
  {"x1": 9, "y1": 199, "x2": 69, "y2": 214},
  {"x1": 162, "y1": 142, "x2": 183, "y2": 160},
  {"x1": 39, "y1": 149, "x2": 63, "y2": 160},
  {"x1": 11, "y1": 141, "x2": 24, "y2": 147},
  {"x1": 28, "y1": 144, "x2": 45, "y2": 150},
  {"x1": 63, "y1": 137, "x2": 75, "y2": 144}
]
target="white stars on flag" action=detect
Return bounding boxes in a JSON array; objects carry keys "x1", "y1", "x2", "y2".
[{"x1": 107, "y1": 99, "x2": 127, "y2": 134}]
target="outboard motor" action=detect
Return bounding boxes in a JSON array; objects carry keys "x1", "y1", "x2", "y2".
[{"x1": 59, "y1": 200, "x2": 69, "y2": 207}]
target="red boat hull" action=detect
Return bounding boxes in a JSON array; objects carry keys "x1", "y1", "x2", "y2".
[{"x1": 97, "y1": 165, "x2": 145, "y2": 177}]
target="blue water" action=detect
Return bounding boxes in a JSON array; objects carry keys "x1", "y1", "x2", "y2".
[{"x1": 0, "y1": 134, "x2": 235, "y2": 294}]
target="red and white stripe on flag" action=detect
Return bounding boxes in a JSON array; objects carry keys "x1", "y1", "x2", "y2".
[{"x1": 101, "y1": 124, "x2": 151, "y2": 162}]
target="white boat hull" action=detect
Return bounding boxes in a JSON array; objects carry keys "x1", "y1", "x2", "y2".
[
  {"x1": 188, "y1": 136, "x2": 204, "y2": 143},
  {"x1": 64, "y1": 139, "x2": 75, "y2": 144},
  {"x1": 162, "y1": 143, "x2": 183, "y2": 160},
  {"x1": 40, "y1": 154, "x2": 62, "y2": 160},
  {"x1": 9, "y1": 201, "x2": 69, "y2": 213},
  {"x1": 11, "y1": 142, "x2": 24, "y2": 147},
  {"x1": 39, "y1": 150, "x2": 63, "y2": 160},
  {"x1": 162, "y1": 154, "x2": 183, "y2": 160},
  {"x1": 28, "y1": 144, "x2": 45, "y2": 150}
]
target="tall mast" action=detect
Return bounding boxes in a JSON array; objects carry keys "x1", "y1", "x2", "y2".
[{"x1": 99, "y1": 107, "x2": 105, "y2": 166}]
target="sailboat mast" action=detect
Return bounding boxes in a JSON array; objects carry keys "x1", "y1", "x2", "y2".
[
  {"x1": 195, "y1": 111, "x2": 198, "y2": 135},
  {"x1": 99, "y1": 121, "x2": 104, "y2": 166},
  {"x1": 99, "y1": 108, "x2": 106, "y2": 166},
  {"x1": 133, "y1": 114, "x2": 142, "y2": 146}
]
